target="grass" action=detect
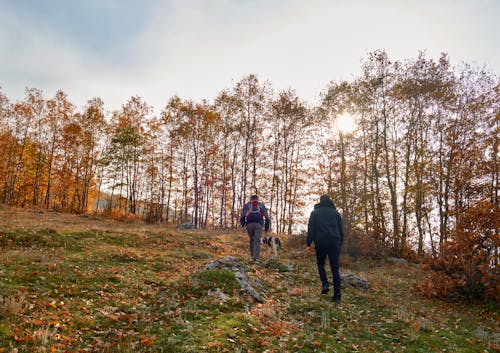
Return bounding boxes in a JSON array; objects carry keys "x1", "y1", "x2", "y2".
[{"x1": 0, "y1": 207, "x2": 498, "y2": 352}]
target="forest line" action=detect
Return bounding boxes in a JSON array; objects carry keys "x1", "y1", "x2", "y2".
[{"x1": 0, "y1": 50, "x2": 498, "y2": 262}]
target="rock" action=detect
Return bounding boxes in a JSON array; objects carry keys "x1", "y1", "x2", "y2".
[
  {"x1": 263, "y1": 258, "x2": 293, "y2": 272},
  {"x1": 204, "y1": 256, "x2": 244, "y2": 271},
  {"x1": 387, "y1": 257, "x2": 408, "y2": 265},
  {"x1": 341, "y1": 273, "x2": 369, "y2": 290},
  {"x1": 208, "y1": 288, "x2": 229, "y2": 301},
  {"x1": 204, "y1": 256, "x2": 264, "y2": 302},
  {"x1": 176, "y1": 222, "x2": 195, "y2": 230}
]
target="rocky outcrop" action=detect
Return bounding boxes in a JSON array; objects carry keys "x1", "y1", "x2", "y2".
[
  {"x1": 203, "y1": 257, "x2": 369, "y2": 302},
  {"x1": 204, "y1": 256, "x2": 264, "y2": 302}
]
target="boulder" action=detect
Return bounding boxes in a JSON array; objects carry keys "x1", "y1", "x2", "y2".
[
  {"x1": 387, "y1": 257, "x2": 409, "y2": 265},
  {"x1": 263, "y1": 258, "x2": 293, "y2": 272},
  {"x1": 341, "y1": 273, "x2": 369, "y2": 290},
  {"x1": 176, "y1": 222, "x2": 195, "y2": 230}
]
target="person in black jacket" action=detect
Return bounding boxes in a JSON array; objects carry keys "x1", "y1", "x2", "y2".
[
  {"x1": 240, "y1": 195, "x2": 271, "y2": 262},
  {"x1": 307, "y1": 194, "x2": 344, "y2": 304}
]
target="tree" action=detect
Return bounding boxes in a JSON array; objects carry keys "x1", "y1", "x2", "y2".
[
  {"x1": 267, "y1": 89, "x2": 311, "y2": 234},
  {"x1": 214, "y1": 90, "x2": 242, "y2": 228},
  {"x1": 233, "y1": 74, "x2": 272, "y2": 205},
  {"x1": 44, "y1": 90, "x2": 74, "y2": 208},
  {"x1": 105, "y1": 96, "x2": 150, "y2": 215}
]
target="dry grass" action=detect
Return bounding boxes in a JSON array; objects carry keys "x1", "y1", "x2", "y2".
[
  {"x1": 0, "y1": 206, "x2": 498, "y2": 352},
  {"x1": 0, "y1": 205, "x2": 158, "y2": 233}
]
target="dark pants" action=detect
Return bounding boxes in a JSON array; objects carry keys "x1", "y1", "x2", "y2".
[
  {"x1": 315, "y1": 242, "x2": 341, "y2": 299},
  {"x1": 246, "y1": 222, "x2": 263, "y2": 260}
]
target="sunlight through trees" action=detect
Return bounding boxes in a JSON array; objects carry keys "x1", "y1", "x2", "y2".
[{"x1": 0, "y1": 51, "x2": 498, "y2": 266}]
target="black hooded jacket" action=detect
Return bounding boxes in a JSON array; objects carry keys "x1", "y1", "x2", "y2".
[{"x1": 307, "y1": 195, "x2": 344, "y2": 248}]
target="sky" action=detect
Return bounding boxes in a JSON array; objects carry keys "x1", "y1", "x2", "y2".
[{"x1": 1, "y1": 0, "x2": 499, "y2": 113}]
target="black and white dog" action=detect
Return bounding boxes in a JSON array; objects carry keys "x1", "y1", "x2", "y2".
[{"x1": 261, "y1": 236, "x2": 282, "y2": 256}]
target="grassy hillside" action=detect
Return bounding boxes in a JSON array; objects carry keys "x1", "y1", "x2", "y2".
[{"x1": 0, "y1": 207, "x2": 498, "y2": 352}]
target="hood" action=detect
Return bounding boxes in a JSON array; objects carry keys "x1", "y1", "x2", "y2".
[{"x1": 319, "y1": 195, "x2": 336, "y2": 209}]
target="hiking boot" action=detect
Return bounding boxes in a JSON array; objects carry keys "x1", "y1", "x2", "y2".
[
  {"x1": 333, "y1": 296, "x2": 341, "y2": 305},
  {"x1": 321, "y1": 283, "x2": 329, "y2": 294}
]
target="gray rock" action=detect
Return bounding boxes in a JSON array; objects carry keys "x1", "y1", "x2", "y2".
[
  {"x1": 263, "y1": 258, "x2": 293, "y2": 272},
  {"x1": 204, "y1": 256, "x2": 245, "y2": 271},
  {"x1": 176, "y1": 222, "x2": 195, "y2": 230},
  {"x1": 207, "y1": 288, "x2": 230, "y2": 301},
  {"x1": 387, "y1": 257, "x2": 408, "y2": 264},
  {"x1": 341, "y1": 273, "x2": 369, "y2": 290},
  {"x1": 204, "y1": 256, "x2": 264, "y2": 302}
]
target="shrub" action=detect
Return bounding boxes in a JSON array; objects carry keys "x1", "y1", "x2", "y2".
[
  {"x1": 415, "y1": 201, "x2": 499, "y2": 301},
  {"x1": 346, "y1": 228, "x2": 384, "y2": 260}
]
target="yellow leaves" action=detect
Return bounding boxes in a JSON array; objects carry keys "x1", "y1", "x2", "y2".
[
  {"x1": 31, "y1": 318, "x2": 44, "y2": 326},
  {"x1": 10, "y1": 331, "x2": 25, "y2": 343},
  {"x1": 140, "y1": 335, "x2": 156, "y2": 346},
  {"x1": 311, "y1": 340, "x2": 321, "y2": 347},
  {"x1": 246, "y1": 322, "x2": 260, "y2": 333},
  {"x1": 268, "y1": 320, "x2": 287, "y2": 337},
  {"x1": 288, "y1": 287, "x2": 304, "y2": 296},
  {"x1": 51, "y1": 321, "x2": 67, "y2": 331},
  {"x1": 72, "y1": 268, "x2": 84, "y2": 277},
  {"x1": 208, "y1": 340, "x2": 224, "y2": 349}
]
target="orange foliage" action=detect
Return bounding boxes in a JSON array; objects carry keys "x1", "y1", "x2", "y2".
[
  {"x1": 102, "y1": 208, "x2": 142, "y2": 222},
  {"x1": 416, "y1": 201, "x2": 499, "y2": 301},
  {"x1": 344, "y1": 229, "x2": 381, "y2": 260}
]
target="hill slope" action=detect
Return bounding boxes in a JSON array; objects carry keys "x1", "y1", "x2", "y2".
[{"x1": 0, "y1": 207, "x2": 498, "y2": 352}]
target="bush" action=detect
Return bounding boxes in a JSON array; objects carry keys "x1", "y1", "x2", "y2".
[
  {"x1": 345, "y1": 228, "x2": 384, "y2": 260},
  {"x1": 415, "y1": 201, "x2": 499, "y2": 302},
  {"x1": 101, "y1": 208, "x2": 142, "y2": 222}
]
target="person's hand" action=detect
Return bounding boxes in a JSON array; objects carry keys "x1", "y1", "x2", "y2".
[{"x1": 306, "y1": 246, "x2": 313, "y2": 256}]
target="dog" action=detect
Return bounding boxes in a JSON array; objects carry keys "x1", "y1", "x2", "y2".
[{"x1": 261, "y1": 236, "x2": 282, "y2": 257}]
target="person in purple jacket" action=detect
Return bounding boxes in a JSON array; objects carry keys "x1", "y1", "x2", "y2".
[{"x1": 240, "y1": 195, "x2": 270, "y2": 262}]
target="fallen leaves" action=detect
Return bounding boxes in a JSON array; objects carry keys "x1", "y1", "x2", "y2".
[
  {"x1": 140, "y1": 334, "x2": 156, "y2": 346},
  {"x1": 0, "y1": 214, "x2": 497, "y2": 352},
  {"x1": 288, "y1": 287, "x2": 304, "y2": 296}
]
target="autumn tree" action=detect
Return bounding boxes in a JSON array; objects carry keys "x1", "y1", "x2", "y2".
[
  {"x1": 104, "y1": 96, "x2": 151, "y2": 215},
  {"x1": 42, "y1": 90, "x2": 75, "y2": 209},
  {"x1": 0, "y1": 88, "x2": 14, "y2": 204},
  {"x1": 214, "y1": 90, "x2": 242, "y2": 228},
  {"x1": 56, "y1": 97, "x2": 106, "y2": 212},
  {"x1": 232, "y1": 74, "x2": 272, "y2": 205},
  {"x1": 268, "y1": 89, "x2": 311, "y2": 235}
]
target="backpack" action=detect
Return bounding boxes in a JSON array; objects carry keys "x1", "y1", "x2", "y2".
[{"x1": 246, "y1": 200, "x2": 264, "y2": 223}]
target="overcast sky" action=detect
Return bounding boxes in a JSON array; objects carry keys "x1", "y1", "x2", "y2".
[{"x1": 1, "y1": 0, "x2": 499, "y2": 112}]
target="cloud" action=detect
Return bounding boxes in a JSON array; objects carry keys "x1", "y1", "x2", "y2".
[
  {"x1": 1, "y1": 12, "x2": 81, "y2": 98},
  {"x1": 1, "y1": 0, "x2": 498, "y2": 113},
  {"x1": 0, "y1": 0, "x2": 161, "y2": 110}
]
